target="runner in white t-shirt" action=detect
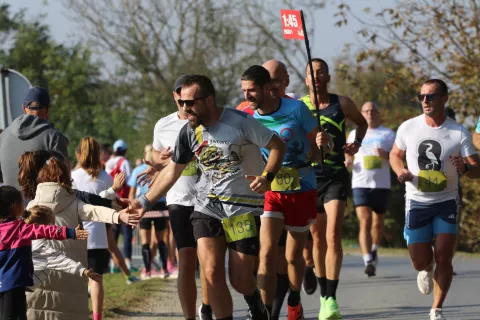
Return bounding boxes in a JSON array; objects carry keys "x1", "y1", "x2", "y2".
[
  {"x1": 346, "y1": 102, "x2": 395, "y2": 277},
  {"x1": 137, "y1": 75, "x2": 212, "y2": 320},
  {"x1": 390, "y1": 79, "x2": 480, "y2": 320}
]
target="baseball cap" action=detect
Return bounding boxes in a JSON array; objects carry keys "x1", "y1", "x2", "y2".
[
  {"x1": 173, "y1": 75, "x2": 191, "y2": 93},
  {"x1": 23, "y1": 87, "x2": 51, "y2": 109},
  {"x1": 113, "y1": 140, "x2": 128, "y2": 152}
]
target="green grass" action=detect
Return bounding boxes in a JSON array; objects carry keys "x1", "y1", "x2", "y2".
[{"x1": 89, "y1": 273, "x2": 166, "y2": 319}]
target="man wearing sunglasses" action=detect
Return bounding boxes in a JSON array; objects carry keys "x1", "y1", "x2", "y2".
[
  {"x1": 131, "y1": 75, "x2": 286, "y2": 320},
  {"x1": 136, "y1": 75, "x2": 213, "y2": 320},
  {"x1": 390, "y1": 79, "x2": 480, "y2": 320}
]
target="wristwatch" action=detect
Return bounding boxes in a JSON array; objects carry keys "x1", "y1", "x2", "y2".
[{"x1": 261, "y1": 171, "x2": 275, "y2": 182}]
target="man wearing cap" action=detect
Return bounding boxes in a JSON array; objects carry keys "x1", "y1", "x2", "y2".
[
  {"x1": 136, "y1": 75, "x2": 213, "y2": 320},
  {"x1": 0, "y1": 87, "x2": 68, "y2": 189}
]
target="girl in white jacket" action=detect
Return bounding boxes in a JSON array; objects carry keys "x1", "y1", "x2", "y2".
[{"x1": 18, "y1": 150, "x2": 140, "y2": 320}]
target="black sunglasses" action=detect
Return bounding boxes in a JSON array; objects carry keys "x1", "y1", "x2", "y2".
[
  {"x1": 178, "y1": 96, "x2": 209, "y2": 107},
  {"x1": 417, "y1": 94, "x2": 444, "y2": 102}
]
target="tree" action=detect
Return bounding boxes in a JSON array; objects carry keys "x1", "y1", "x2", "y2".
[
  {"x1": 334, "y1": 0, "x2": 480, "y2": 251},
  {"x1": 335, "y1": 0, "x2": 480, "y2": 121},
  {"x1": 0, "y1": 4, "x2": 136, "y2": 160}
]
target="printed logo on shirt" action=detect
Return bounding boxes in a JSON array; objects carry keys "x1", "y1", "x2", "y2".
[{"x1": 417, "y1": 139, "x2": 443, "y2": 171}]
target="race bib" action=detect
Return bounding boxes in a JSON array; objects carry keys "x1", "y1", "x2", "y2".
[
  {"x1": 181, "y1": 161, "x2": 197, "y2": 176},
  {"x1": 271, "y1": 167, "x2": 301, "y2": 192},
  {"x1": 418, "y1": 170, "x2": 448, "y2": 192},
  {"x1": 364, "y1": 156, "x2": 382, "y2": 170},
  {"x1": 222, "y1": 212, "x2": 258, "y2": 243}
]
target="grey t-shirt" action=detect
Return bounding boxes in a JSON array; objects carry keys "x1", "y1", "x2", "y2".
[{"x1": 172, "y1": 108, "x2": 273, "y2": 220}]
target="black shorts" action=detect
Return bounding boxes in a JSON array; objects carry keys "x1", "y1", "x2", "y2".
[
  {"x1": 0, "y1": 286, "x2": 27, "y2": 320},
  {"x1": 168, "y1": 205, "x2": 196, "y2": 249},
  {"x1": 139, "y1": 217, "x2": 168, "y2": 230},
  {"x1": 191, "y1": 211, "x2": 259, "y2": 256},
  {"x1": 353, "y1": 188, "x2": 390, "y2": 214},
  {"x1": 316, "y1": 168, "x2": 350, "y2": 213},
  {"x1": 87, "y1": 249, "x2": 110, "y2": 274}
]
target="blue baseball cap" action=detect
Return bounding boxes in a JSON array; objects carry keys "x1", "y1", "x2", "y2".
[
  {"x1": 23, "y1": 87, "x2": 51, "y2": 109},
  {"x1": 113, "y1": 139, "x2": 128, "y2": 152}
]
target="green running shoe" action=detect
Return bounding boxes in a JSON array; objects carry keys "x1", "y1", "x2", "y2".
[
  {"x1": 323, "y1": 297, "x2": 342, "y2": 319},
  {"x1": 318, "y1": 296, "x2": 326, "y2": 320}
]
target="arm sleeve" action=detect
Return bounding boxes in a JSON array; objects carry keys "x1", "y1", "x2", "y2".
[
  {"x1": 77, "y1": 200, "x2": 120, "y2": 224},
  {"x1": 75, "y1": 190, "x2": 113, "y2": 207},
  {"x1": 394, "y1": 122, "x2": 407, "y2": 151},
  {"x1": 99, "y1": 188, "x2": 117, "y2": 200},
  {"x1": 243, "y1": 114, "x2": 274, "y2": 148},
  {"x1": 172, "y1": 123, "x2": 195, "y2": 165},
  {"x1": 299, "y1": 102, "x2": 318, "y2": 133},
  {"x1": 460, "y1": 126, "x2": 478, "y2": 157},
  {"x1": 32, "y1": 240, "x2": 85, "y2": 276},
  {"x1": 20, "y1": 223, "x2": 68, "y2": 241},
  {"x1": 122, "y1": 160, "x2": 132, "y2": 181}
]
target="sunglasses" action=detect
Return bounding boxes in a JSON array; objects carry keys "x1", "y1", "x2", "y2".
[
  {"x1": 178, "y1": 96, "x2": 209, "y2": 107},
  {"x1": 417, "y1": 94, "x2": 444, "y2": 102}
]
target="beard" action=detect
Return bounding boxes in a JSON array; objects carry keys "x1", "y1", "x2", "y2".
[
  {"x1": 248, "y1": 95, "x2": 264, "y2": 111},
  {"x1": 186, "y1": 110, "x2": 201, "y2": 128}
]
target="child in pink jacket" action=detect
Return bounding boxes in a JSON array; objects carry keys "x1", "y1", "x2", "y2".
[{"x1": 0, "y1": 185, "x2": 88, "y2": 320}]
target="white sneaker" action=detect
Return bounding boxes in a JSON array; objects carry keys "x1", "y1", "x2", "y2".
[
  {"x1": 429, "y1": 308, "x2": 446, "y2": 320},
  {"x1": 417, "y1": 268, "x2": 434, "y2": 295}
]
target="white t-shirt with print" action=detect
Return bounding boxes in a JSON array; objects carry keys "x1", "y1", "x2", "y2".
[
  {"x1": 348, "y1": 126, "x2": 396, "y2": 189},
  {"x1": 395, "y1": 114, "x2": 477, "y2": 203},
  {"x1": 72, "y1": 168, "x2": 113, "y2": 249},
  {"x1": 153, "y1": 112, "x2": 198, "y2": 207},
  {"x1": 105, "y1": 156, "x2": 132, "y2": 181}
]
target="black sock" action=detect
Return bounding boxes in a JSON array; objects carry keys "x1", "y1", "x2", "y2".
[
  {"x1": 217, "y1": 317, "x2": 233, "y2": 320},
  {"x1": 157, "y1": 241, "x2": 168, "y2": 271},
  {"x1": 141, "y1": 244, "x2": 151, "y2": 272},
  {"x1": 318, "y1": 277, "x2": 327, "y2": 297},
  {"x1": 326, "y1": 279, "x2": 339, "y2": 299},
  {"x1": 271, "y1": 273, "x2": 289, "y2": 318},
  {"x1": 244, "y1": 288, "x2": 265, "y2": 312},
  {"x1": 201, "y1": 303, "x2": 212, "y2": 315},
  {"x1": 287, "y1": 290, "x2": 300, "y2": 307}
]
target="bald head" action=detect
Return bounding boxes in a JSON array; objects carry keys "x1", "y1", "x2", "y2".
[
  {"x1": 262, "y1": 60, "x2": 289, "y2": 98},
  {"x1": 361, "y1": 101, "x2": 380, "y2": 128}
]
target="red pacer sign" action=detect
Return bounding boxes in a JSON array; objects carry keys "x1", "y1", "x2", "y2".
[{"x1": 280, "y1": 10, "x2": 304, "y2": 40}]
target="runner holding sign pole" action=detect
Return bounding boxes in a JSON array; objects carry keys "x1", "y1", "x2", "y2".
[{"x1": 280, "y1": 9, "x2": 325, "y2": 163}]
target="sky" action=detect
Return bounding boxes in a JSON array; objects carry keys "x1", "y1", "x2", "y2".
[{"x1": 5, "y1": 0, "x2": 396, "y2": 75}]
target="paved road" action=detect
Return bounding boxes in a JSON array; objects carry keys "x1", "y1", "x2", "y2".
[
  {"x1": 231, "y1": 253, "x2": 480, "y2": 320},
  {"x1": 129, "y1": 253, "x2": 480, "y2": 320}
]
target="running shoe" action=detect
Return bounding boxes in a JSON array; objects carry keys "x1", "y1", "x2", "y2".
[
  {"x1": 322, "y1": 297, "x2": 342, "y2": 319},
  {"x1": 287, "y1": 303, "x2": 303, "y2": 320},
  {"x1": 302, "y1": 266, "x2": 317, "y2": 295},
  {"x1": 371, "y1": 249, "x2": 378, "y2": 267},
  {"x1": 429, "y1": 308, "x2": 446, "y2": 320},
  {"x1": 364, "y1": 262, "x2": 376, "y2": 277},
  {"x1": 198, "y1": 304, "x2": 214, "y2": 320},
  {"x1": 126, "y1": 275, "x2": 140, "y2": 285},
  {"x1": 129, "y1": 265, "x2": 139, "y2": 273},
  {"x1": 246, "y1": 301, "x2": 270, "y2": 320},
  {"x1": 140, "y1": 268, "x2": 151, "y2": 280},
  {"x1": 318, "y1": 296, "x2": 326, "y2": 320},
  {"x1": 417, "y1": 268, "x2": 434, "y2": 295}
]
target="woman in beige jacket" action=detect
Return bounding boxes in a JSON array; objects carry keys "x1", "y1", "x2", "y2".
[{"x1": 18, "y1": 150, "x2": 139, "y2": 320}]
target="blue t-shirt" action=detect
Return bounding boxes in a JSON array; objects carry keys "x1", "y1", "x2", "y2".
[
  {"x1": 254, "y1": 98, "x2": 317, "y2": 192},
  {"x1": 128, "y1": 163, "x2": 166, "y2": 202}
]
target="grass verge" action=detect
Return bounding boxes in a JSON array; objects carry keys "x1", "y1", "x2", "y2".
[{"x1": 89, "y1": 273, "x2": 166, "y2": 319}]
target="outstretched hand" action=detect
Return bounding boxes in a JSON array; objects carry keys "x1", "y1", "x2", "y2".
[{"x1": 74, "y1": 226, "x2": 89, "y2": 240}]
